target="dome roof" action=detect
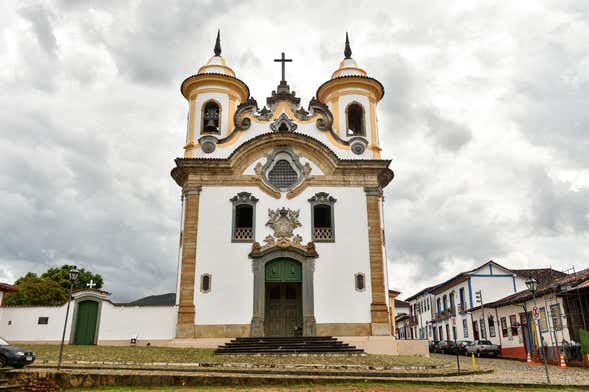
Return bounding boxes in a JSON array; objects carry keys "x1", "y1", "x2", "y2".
[
  {"x1": 330, "y1": 33, "x2": 368, "y2": 79},
  {"x1": 198, "y1": 55, "x2": 236, "y2": 77}
]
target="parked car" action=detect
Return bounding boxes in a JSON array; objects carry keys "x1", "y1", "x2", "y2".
[
  {"x1": 465, "y1": 339, "x2": 500, "y2": 357},
  {"x1": 429, "y1": 340, "x2": 439, "y2": 353},
  {"x1": 437, "y1": 340, "x2": 457, "y2": 354},
  {"x1": 0, "y1": 336, "x2": 36, "y2": 368},
  {"x1": 452, "y1": 340, "x2": 473, "y2": 355}
]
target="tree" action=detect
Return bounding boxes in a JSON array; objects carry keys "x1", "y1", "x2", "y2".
[
  {"x1": 41, "y1": 264, "x2": 104, "y2": 292},
  {"x1": 4, "y1": 265, "x2": 104, "y2": 306},
  {"x1": 4, "y1": 276, "x2": 67, "y2": 306}
]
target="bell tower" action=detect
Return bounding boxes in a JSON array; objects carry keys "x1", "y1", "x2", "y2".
[
  {"x1": 316, "y1": 33, "x2": 384, "y2": 158},
  {"x1": 180, "y1": 31, "x2": 250, "y2": 157}
]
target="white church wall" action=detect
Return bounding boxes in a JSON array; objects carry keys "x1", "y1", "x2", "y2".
[
  {"x1": 0, "y1": 306, "x2": 71, "y2": 342},
  {"x1": 194, "y1": 185, "x2": 373, "y2": 327},
  {"x1": 97, "y1": 303, "x2": 177, "y2": 341}
]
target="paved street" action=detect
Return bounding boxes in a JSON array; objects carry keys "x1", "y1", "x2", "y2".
[{"x1": 430, "y1": 353, "x2": 589, "y2": 386}]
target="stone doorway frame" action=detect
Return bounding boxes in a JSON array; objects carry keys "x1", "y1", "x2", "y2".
[{"x1": 249, "y1": 244, "x2": 318, "y2": 337}]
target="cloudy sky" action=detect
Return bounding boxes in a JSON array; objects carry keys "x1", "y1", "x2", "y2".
[{"x1": 1, "y1": 0, "x2": 588, "y2": 301}]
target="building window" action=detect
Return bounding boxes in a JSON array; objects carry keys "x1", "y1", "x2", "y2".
[
  {"x1": 38, "y1": 317, "x2": 49, "y2": 325},
  {"x1": 309, "y1": 192, "x2": 336, "y2": 242},
  {"x1": 501, "y1": 317, "x2": 508, "y2": 337},
  {"x1": 462, "y1": 318, "x2": 469, "y2": 338},
  {"x1": 539, "y1": 307, "x2": 549, "y2": 332},
  {"x1": 230, "y1": 192, "x2": 258, "y2": 242},
  {"x1": 346, "y1": 103, "x2": 365, "y2": 136},
  {"x1": 261, "y1": 148, "x2": 307, "y2": 192},
  {"x1": 473, "y1": 320, "x2": 479, "y2": 340},
  {"x1": 488, "y1": 315, "x2": 496, "y2": 337},
  {"x1": 354, "y1": 273, "x2": 366, "y2": 292},
  {"x1": 202, "y1": 101, "x2": 220, "y2": 133},
  {"x1": 479, "y1": 318, "x2": 487, "y2": 338},
  {"x1": 443, "y1": 295, "x2": 447, "y2": 311},
  {"x1": 200, "y1": 274, "x2": 211, "y2": 293},
  {"x1": 438, "y1": 325, "x2": 443, "y2": 340},
  {"x1": 437, "y1": 298, "x2": 441, "y2": 313},
  {"x1": 509, "y1": 315, "x2": 518, "y2": 336},
  {"x1": 550, "y1": 304, "x2": 563, "y2": 331}
]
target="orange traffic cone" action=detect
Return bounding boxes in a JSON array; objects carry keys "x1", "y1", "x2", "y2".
[
  {"x1": 559, "y1": 353, "x2": 567, "y2": 369},
  {"x1": 527, "y1": 352, "x2": 533, "y2": 364}
]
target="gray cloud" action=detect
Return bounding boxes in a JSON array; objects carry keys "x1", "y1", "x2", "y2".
[{"x1": 1, "y1": 1, "x2": 588, "y2": 302}]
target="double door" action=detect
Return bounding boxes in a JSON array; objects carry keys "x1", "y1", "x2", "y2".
[{"x1": 265, "y1": 283, "x2": 302, "y2": 336}]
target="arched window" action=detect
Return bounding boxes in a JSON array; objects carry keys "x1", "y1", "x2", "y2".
[
  {"x1": 202, "y1": 101, "x2": 220, "y2": 133},
  {"x1": 355, "y1": 273, "x2": 366, "y2": 292},
  {"x1": 230, "y1": 192, "x2": 258, "y2": 242},
  {"x1": 346, "y1": 103, "x2": 364, "y2": 136},
  {"x1": 200, "y1": 274, "x2": 211, "y2": 293},
  {"x1": 308, "y1": 192, "x2": 336, "y2": 242}
]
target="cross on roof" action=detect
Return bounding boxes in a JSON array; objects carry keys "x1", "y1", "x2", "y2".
[
  {"x1": 87, "y1": 279, "x2": 96, "y2": 289},
  {"x1": 274, "y1": 52, "x2": 292, "y2": 83}
]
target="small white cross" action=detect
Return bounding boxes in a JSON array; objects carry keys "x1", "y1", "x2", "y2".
[{"x1": 87, "y1": 280, "x2": 96, "y2": 289}]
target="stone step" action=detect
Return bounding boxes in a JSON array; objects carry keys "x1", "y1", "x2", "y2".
[
  {"x1": 216, "y1": 336, "x2": 363, "y2": 355},
  {"x1": 217, "y1": 346, "x2": 354, "y2": 352},
  {"x1": 216, "y1": 349, "x2": 364, "y2": 354},
  {"x1": 220, "y1": 342, "x2": 349, "y2": 347}
]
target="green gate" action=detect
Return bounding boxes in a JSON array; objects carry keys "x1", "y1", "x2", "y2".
[
  {"x1": 265, "y1": 259, "x2": 302, "y2": 282},
  {"x1": 73, "y1": 300, "x2": 99, "y2": 345}
]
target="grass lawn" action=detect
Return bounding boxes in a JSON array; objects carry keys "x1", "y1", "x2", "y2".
[
  {"x1": 26, "y1": 344, "x2": 447, "y2": 368},
  {"x1": 61, "y1": 382, "x2": 589, "y2": 392}
]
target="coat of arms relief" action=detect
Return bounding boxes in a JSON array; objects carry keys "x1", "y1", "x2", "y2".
[{"x1": 264, "y1": 207, "x2": 303, "y2": 246}]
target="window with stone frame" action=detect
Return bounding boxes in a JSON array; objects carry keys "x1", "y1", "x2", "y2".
[
  {"x1": 200, "y1": 274, "x2": 211, "y2": 293},
  {"x1": 354, "y1": 273, "x2": 365, "y2": 292},
  {"x1": 479, "y1": 318, "x2": 487, "y2": 338},
  {"x1": 550, "y1": 303, "x2": 563, "y2": 331},
  {"x1": 346, "y1": 103, "x2": 365, "y2": 136},
  {"x1": 501, "y1": 317, "x2": 509, "y2": 337},
  {"x1": 230, "y1": 192, "x2": 258, "y2": 242},
  {"x1": 462, "y1": 318, "x2": 469, "y2": 338},
  {"x1": 308, "y1": 192, "x2": 336, "y2": 242},
  {"x1": 509, "y1": 314, "x2": 518, "y2": 336},
  {"x1": 488, "y1": 315, "x2": 496, "y2": 337},
  {"x1": 539, "y1": 307, "x2": 549, "y2": 332},
  {"x1": 202, "y1": 101, "x2": 220, "y2": 133}
]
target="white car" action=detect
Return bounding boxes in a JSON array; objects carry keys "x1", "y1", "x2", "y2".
[{"x1": 465, "y1": 339, "x2": 500, "y2": 357}]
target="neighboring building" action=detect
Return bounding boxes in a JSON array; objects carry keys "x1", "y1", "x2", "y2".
[
  {"x1": 396, "y1": 313, "x2": 411, "y2": 339},
  {"x1": 394, "y1": 299, "x2": 410, "y2": 316},
  {"x1": 405, "y1": 285, "x2": 438, "y2": 341},
  {"x1": 470, "y1": 267, "x2": 588, "y2": 364},
  {"x1": 0, "y1": 283, "x2": 18, "y2": 307},
  {"x1": 0, "y1": 289, "x2": 176, "y2": 345}
]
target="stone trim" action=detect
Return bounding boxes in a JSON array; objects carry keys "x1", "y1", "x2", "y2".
[
  {"x1": 176, "y1": 185, "x2": 201, "y2": 338},
  {"x1": 316, "y1": 323, "x2": 371, "y2": 336},
  {"x1": 249, "y1": 248, "x2": 317, "y2": 337},
  {"x1": 69, "y1": 296, "x2": 104, "y2": 345},
  {"x1": 194, "y1": 324, "x2": 250, "y2": 338},
  {"x1": 364, "y1": 188, "x2": 390, "y2": 334},
  {"x1": 308, "y1": 192, "x2": 336, "y2": 243},
  {"x1": 230, "y1": 192, "x2": 258, "y2": 243}
]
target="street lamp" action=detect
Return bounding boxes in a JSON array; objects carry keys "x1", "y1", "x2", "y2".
[
  {"x1": 525, "y1": 276, "x2": 538, "y2": 293},
  {"x1": 58, "y1": 267, "x2": 79, "y2": 371}
]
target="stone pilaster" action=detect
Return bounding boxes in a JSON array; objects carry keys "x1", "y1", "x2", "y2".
[
  {"x1": 365, "y1": 187, "x2": 391, "y2": 335},
  {"x1": 176, "y1": 185, "x2": 201, "y2": 338}
]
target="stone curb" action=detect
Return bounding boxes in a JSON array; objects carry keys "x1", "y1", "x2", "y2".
[
  {"x1": 27, "y1": 365, "x2": 489, "y2": 379},
  {"x1": 34, "y1": 359, "x2": 449, "y2": 371}
]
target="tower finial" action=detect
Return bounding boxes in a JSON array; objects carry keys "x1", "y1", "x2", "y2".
[
  {"x1": 214, "y1": 29, "x2": 221, "y2": 56},
  {"x1": 344, "y1": 32, "x2": 352, "y2": 59}
]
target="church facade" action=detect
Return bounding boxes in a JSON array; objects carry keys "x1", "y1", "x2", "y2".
[{"x1": 173, "y1": 33, "x2": 395, "y2": 341}]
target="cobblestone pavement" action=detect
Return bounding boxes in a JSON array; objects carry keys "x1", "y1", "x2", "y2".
[{"x1": 429, "y1": 353, "x2": 589, "y2": 386}]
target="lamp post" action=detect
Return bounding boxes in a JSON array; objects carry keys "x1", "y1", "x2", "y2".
[
  {"x1": 526, "y1": 276, "x2": 550, "y2": 384},
  {"x1": 57, "y1": 267, "x2": 79, "y2": 371}
]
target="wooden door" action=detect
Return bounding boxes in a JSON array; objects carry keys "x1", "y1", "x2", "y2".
[
  {"x1": 74, "y1": 300, "x2": 98, "y2": 345},
  {"x1": 265, "y1": 283, "x2": 301, "y2": 336}
]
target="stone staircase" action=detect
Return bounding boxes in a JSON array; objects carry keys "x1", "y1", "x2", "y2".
[
  {"x1": 0, "y1": 370, "x2": 21, "y2": 391},
  {"x1": 215, "y1": 336, "x2": 364, "y2": 355}
]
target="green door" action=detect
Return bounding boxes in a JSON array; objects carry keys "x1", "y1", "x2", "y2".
[
  {"x1": 265, "y1": 259, "x2": 302, "y2": 282},
  {"x1": 74, "y1": 300, "x2": 98, "y2": 345}
]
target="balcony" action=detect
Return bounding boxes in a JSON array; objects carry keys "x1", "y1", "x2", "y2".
[
  {"x1": 458, "y1": 303, "x2": 467, "y2": 314},
  {"x1": 313, "y1": 227, "x2": 334, "y2": 241},
  {"x1": 409, "y1": 315, "x2": 418, "y2": 326},
  {"x1": 233, "y1": 227, "x2": 253, "y2": 241}
]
